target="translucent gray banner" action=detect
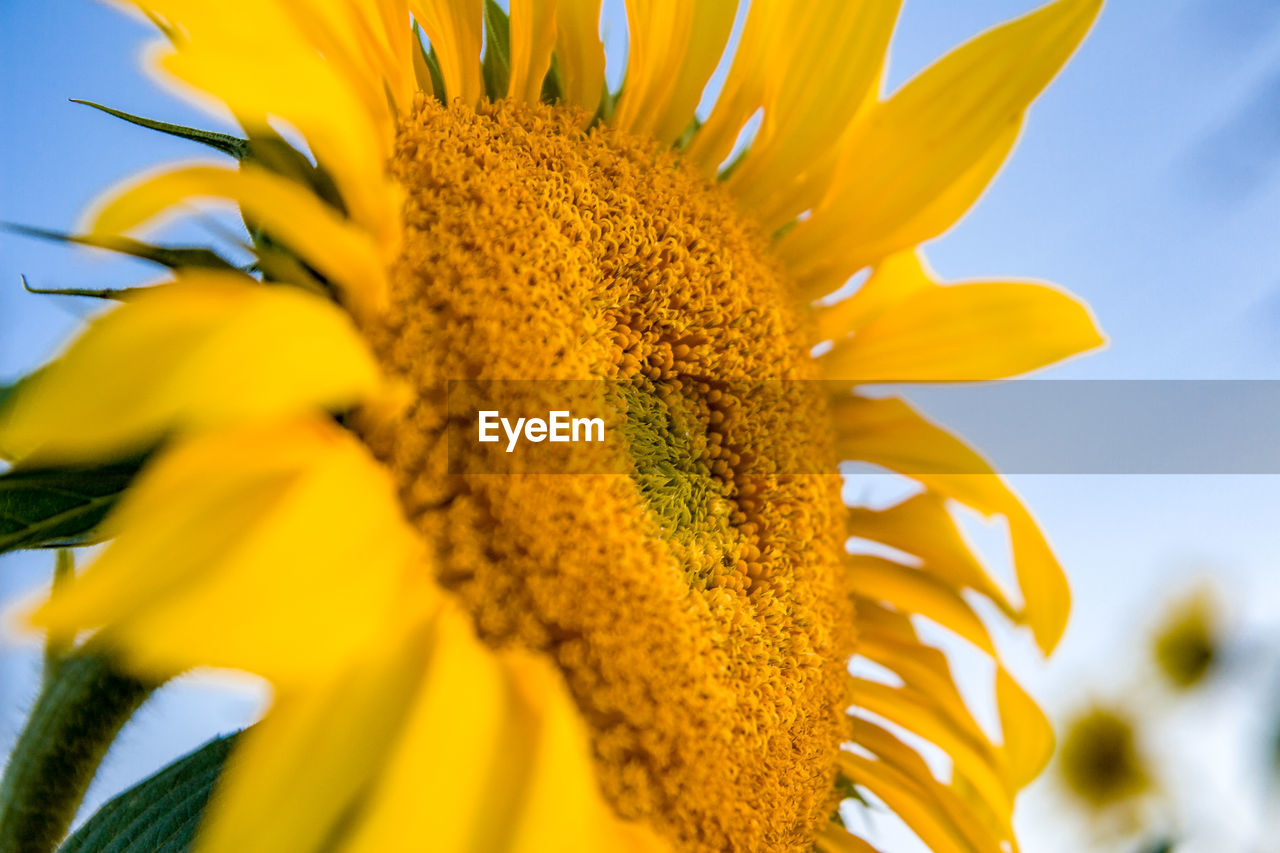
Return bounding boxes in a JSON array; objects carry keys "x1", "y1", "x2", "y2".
[{"x1": 442, "y1": 380, "x2": 1280, "y2": 475}]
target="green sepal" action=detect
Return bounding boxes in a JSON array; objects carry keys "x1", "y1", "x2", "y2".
[
  {"x1": 0, "y1": 460, "x2": 141, "y2": 555},
  {"x1": 415, "y1": 24, "x2": 448, "y2": 105},
  {"x1": 593, "y1": 81, "x2": 619, "y2": 126},
  {"x1": 243, "y1": 130, "x2": 347, "y2": 215},
  {"x1": 70, "y1": 100, "x2": 248, "y2": 159},
  {"x1": 59, "y1": 734, "x2": 237, "y2": 853},
  {"x1": 21, "y1": 276, "x2": 149, "y2": 303},
  {"x1": 674, "y1": 115, "x2": 703, "y2": 151},
  {"x1": 5, "y1": 224, "x2": 239, "y2": 274},
  {"x1": 482, "y1": 0, "x2": 512, "y2": 101},
  {"x1": 540, "y1": 53, "x2": 565, "y2": 107},
  {"x1": 717, "y1": 143, "x2": 751, "y2": 182},
  {"x1": 71, "y1": 101, "x2": 346, "y2": 216}
]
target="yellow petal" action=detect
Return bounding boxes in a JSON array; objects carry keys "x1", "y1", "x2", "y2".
[
  {"x1": 340, "y1": 607, "x2": 666, "y2": 852},
  {"x1": 139, "y1": 2, "x2": 400, "y2": 239},
  {"x1": 271, "y1": 0, "x2": 417, "y2": 120},
  {"x1": 781, "y1": 0, "x2": 1101, "y2": 280},
  {"x1": 554, "y1": 0, "x2": 605, "y2": 117},
  {"x1": 846, "y1": 492, "x2": 1016, "y2": 618},
  {"x1": 815, "y1": 823, "x2": 884, "y2": 853},
  {"x1": 809, "y1": 125, "x2": 1021, "y2": 301},
  {"x1": 838, "y1": 753, "x2": 969, "y2": 853},
  {"x1": 507, "y1": 0, "x2": 557, "y2": 104},
  {"x1": 835, "y1": 395, "x2": 1071, "y2": 653},
  {"x1": 849, "y1": 678, "x2": 1011, "y2": 828},
  {"x1": 195, "y1": 622, "x2": 431, "y2": 853},
  {"x1": 84, "y1": 163, "x2": 392, "y2": 315},
  {"x1": 410, "y1": 0, "x2": 484, "y2": 107},
  {"x1": 29, "y1": 418, "x2": 420, "y2": 683},
  {"x1": 853, "y1": 624, "x2": 993, "y2": 766},
  {"x1": 846, "y1": 554, "x2": 996, "y2": 655},
  {"x1": 500, "y1": 652, "x2": 667, "y2": 852},
  {"x1": 851, "y1": 717, "x2": 1009, "y2": 852},
  {"x1": 997, "y1": 666, "x2": 1055, "y2": 788},
  {"x1": 680, "y1": 0, "x2": 773, "y2": 174},
  {"x1": 814, "y1": 251, "x2": 933, "y2": 343},
  {"x1": 820, "y1": 254, "x2": 1104, "y2": 382},
  {"x1": 612, "y1": 0, "x2": 737, "y2": 146},
  {"x1": 722, "y1": 1, "x2": 901, "y2": 224},
  {"x1": 0, "y1": 275, "x2": 380, "y2": 465}
]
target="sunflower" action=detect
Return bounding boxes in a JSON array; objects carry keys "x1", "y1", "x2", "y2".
[{"x1": 0, "y1": 1, "x2": 1104, "y2": 851}]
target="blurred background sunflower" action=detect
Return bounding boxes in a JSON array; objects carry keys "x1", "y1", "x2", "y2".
[{"x1": 3, "y1": 2, "x2": 1280, "y2": 853}]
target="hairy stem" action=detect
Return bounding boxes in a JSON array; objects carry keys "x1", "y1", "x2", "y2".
[{"x1": 0, "y1": 653, "x2": 156, "y2": 853}]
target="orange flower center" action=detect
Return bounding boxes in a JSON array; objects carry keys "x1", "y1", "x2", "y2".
[{"x1": 356, "y1": 98, "x2": 852, "y2": 852}]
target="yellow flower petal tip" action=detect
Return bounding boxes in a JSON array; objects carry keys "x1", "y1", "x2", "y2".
[{"x1": 821, "y1": 251, "x2": 1105, "y2": 382}]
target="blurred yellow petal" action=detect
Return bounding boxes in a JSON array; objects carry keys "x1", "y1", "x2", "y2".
[
  {"x1": 340, "y1": 608, "x2": 666, "y2": 852},
  {"x1": 612, "y1": 0, "x2": 737, "y2": 146},
  {"x1": 142, "y1": 5, "x2": 401, "y2": 239},
  {"x1": 500, "y1": 653, "x2": 667, "y2": 852},
  {"x1": 722, "y1": 1, "x2": 901, "y2": 224},
  {"x1": 196, "y1": 623, "x2": 431, "y2": 853},
  {"x1": 507, "y1": 0, "x2": 557, "y2": 104},
  {"x1": 821, "y1": 256, "x2": 1104, "y2": 382},
  {"x1": 846, "y1": 554, "x2": 996, "y2": 654},
  {"x1": 29, "y1": 418, "x2": 420, "y2": 683},
  {"x1": 835, "y1": 395, "x2": 1071, "y2": 653},
  {"x1": 0, "y1": 275, "x2": 379, "y2": 464},
  {"x1": 342, "y1": 605, "x2": 506, "y2": 852},
  {"x1": 278, "y1": 0, "x2": 418, "y2": 117},
  {"x1": 84, "y1": 163, "x2": 392, "y2": 314},
  {"x1": 411, "y1": 0, "x2": 484, "y2": 107},
  {"x1": 781, "y1": 0, "x2": 1101, "y2": 280},
  {"x1": 554, "y1": 0, "x2": 605, "y2": 116},
  {"x1": 996, "y1": 667, "x2": 1055, "y2": 788}
]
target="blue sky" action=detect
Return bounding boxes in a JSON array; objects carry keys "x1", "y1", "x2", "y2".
[{"x1": 3, "y1": 2, "x2": 1280, "y2": 851}]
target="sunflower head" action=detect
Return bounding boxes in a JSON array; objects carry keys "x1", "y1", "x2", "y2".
[
  {"x1": 1058, "y1": 706, "x2": 1151, "y2": 810},
  {"x1": 0, "y1": 1, "x2": 1105, "y2": 852},
  {"x1": 1152, "y1": 586, "x2": 1221, "y2": 691}
]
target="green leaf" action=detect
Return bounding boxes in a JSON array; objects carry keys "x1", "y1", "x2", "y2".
[
  {"x1": 0, "y1": 462, "x2": 140, "y2": 555},
  {"x1": 70, "y1": 100, "x2": 248, "y2": 159},
  {"x1": 4, "y1": 223, "x2": 240, "y2": 274},
  {"x1": 482, "y1": 0, "x2": 512, "y2": 100},
  {"x1": 59, "y1": 734, "x2": 236, "y2": 853}
]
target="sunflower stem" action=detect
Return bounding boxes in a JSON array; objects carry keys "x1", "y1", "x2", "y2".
[{"x1": 0, "y1": 652, "x2": 156, "y2": 853}]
